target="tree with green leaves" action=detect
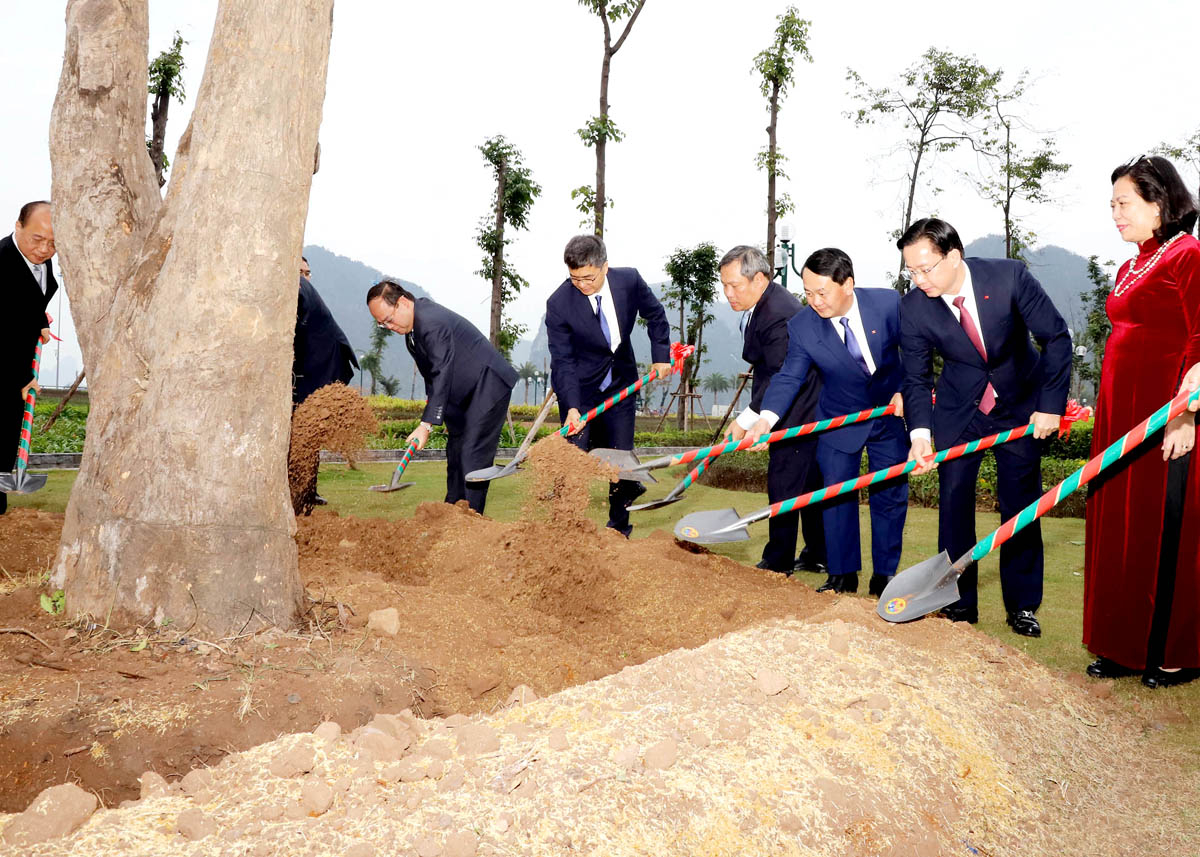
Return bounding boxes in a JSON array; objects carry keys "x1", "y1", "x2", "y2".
[
  {"x1": 358, "y1": 323, "x2": 398, "y2": 396},
  {"x1": 847, "y1": 48, "x2": 1002, "y2": 286},
  {"x1": 517, "y1": 361, "x2": 538, "y2": 404},
  {"x1": 1075, "y1": 255, "x2": 1114, "y2": 399},
  {"x1": 752, "y1": 7, "x2": 812, "y2": 257},
  {"x1": 1153, "y1": 127, "x2": 1200, "y2": 183},
  {"x1": 573, "y1": 0, "x2": 648, "y2": 237},
  {"x1": 476, "y1": 136, "x2": 541, "y2": 360},
  {"x1": 662, "y1": 242, "x2": 719, "y2": 428},
  {"x1": 146, "y1": 32, "x2": 186, "y2": 187},
  {"x1": 703, "y1": 372, "x2": 732, "y2": 410}
]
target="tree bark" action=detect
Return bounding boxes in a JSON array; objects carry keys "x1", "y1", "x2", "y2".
[
  {"x1": 765, "y1": 81, "x2": 780, "y2": 257},
  {"x1": 489, "y1": 159, "x2": 507, "y2": 348},
  {"x1": 148, "y1": 88, "x2": 169, "y2": 188},
  {"x1": 48, "y1": 0, "x2": 334, "y2": 636},
  {"x1": 595, "y1": 31, "x2": 612, "y2": 238}
]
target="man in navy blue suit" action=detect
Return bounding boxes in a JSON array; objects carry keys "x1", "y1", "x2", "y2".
[
  {"x1": 546, "y1": 235, "x2": 672, "y2": 537},
  {"x1": 899, "y1": 218, "x2": 1071, "y2": 637},
  {"x1": 748, "y1": 248, "x2": 908, "y2": 596}
]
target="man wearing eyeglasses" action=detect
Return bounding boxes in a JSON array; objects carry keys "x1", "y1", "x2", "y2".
[
  {"x1": 545, "y1": 234, "x2": 672, "y2": 537},
  {"x1": 898, "y1": 218, "x2": 1071, "y2": 636},
  {"x1": 366, "y1": 279, "x2": 517, "y2": 514},
  {"x1": 1, "y1": 201, "x2": 57, "y2": 517}
]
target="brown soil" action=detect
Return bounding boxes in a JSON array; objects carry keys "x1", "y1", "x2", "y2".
[{"x1": 288, "y1": 384, "x2": 377, "y2": 515}]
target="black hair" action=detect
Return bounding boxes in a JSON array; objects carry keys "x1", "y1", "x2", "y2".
[
  {"x1": 366, "y1": 278, "x2": 415, "y2": 307},
  {"x1": 1111, "y1": 155, "x2": 1198, "y2": 241},
  {"x1": 896, "y1": 218, "x2": 964, "y2": 256},
  {"x1": 17, "y1": 200, "x2": 50, "y2": 225},
  {"x1": 563, "y1": 234, "x2": 607, "y2": 269},
  {"x1": 801, "y1": 247, "x2": 855, "y2": 284},
  {"x1": 301, "y1": 255, "x2": 308, "y2": 264}
]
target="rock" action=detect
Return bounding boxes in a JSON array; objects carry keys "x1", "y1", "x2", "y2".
[
  {"x1": 1, "y1": 783, "x2": 98, "y2": 846},
  {"x1": 367, "y1": 607, "x2": 401, "y2": 636},
  {"x1": 445, "y1": 830, "x2": 480, "y2": 857},
  {"x1": 300, "y1": 779, "x2": 334, "y2": 815},
  {"x1": 313, "y1": 721, "x2": 342, "y2": 744},
  {"x1": 287, "y1": 692, "x2": 302, "y2": 704},
  {"x1": 414, "y1": 834, "x2": 442, "y2": 856},
  {"x1": 139, "y1": 770, "x2": 170, "y2": 799},
  {"x1": 176, "y1": 807, "x2": 216, "y2": 841},
  {"x1": 456, "y1": 723, "x2": 501, "y2": 755},
  {"x1": 506, "y1": 684, "x2": 538, "y2": 706},
  {"x1": 756, "y1": 669, "x2": 789, "y2": 696},
  {"x1": 269, "y1": 743, "x2": 316, "y2": 777},
  {"x1": 547, "y1": 727, "x2": 569, "y2": 751},
  {"x1": 466, "y1": 673, "x2": 501, "y2": 698},
  {"x1": 180, "y1": 768, "x2": 213, "y2": 796},
  {"x1": 644, "y1": 738, "x2": 678, "y2": 770}
]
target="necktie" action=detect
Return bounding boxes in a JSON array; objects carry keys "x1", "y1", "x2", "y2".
[
  {"x1": 596, "y1": 295, "x2": 613, "y2": 390},
  {"x1": 32, "y1": 264, "x2": 45, "y2": 294},
  {"x1": 840, "y1": 317, "x2": 871, "y2": 377},
  {"x1": 952, "y1": 296, "x2": 996, "y2": 415}
]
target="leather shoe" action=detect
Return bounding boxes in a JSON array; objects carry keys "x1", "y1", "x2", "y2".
[
  {"x1": 793, "y1": 548, "x2": 827, "y2": 573},
  {"x1": 1141, "y1": 667, "x2": 1200, "y2": 689},
  {"x1": 1006, "y1": 609, "x2": 1041, "y2": 638},
  {"x1": 755, "y1": 559, "x2": 791, "y2": 576},
  {"x1": 1086, "y1": 657, "x2": 1138, "y2": 679},
  {"x1": 816, "y1": 573, "x2": 858, "y2": 594},
  {"x1": 868, "y1": 574, "x2": 891, "y2": 597},
  {"x1": 937, "y1": 604, "x2": 978, "y2": 624},
  {"x1": 312, "y1": 494, "x2": 328, "y2": 506}
]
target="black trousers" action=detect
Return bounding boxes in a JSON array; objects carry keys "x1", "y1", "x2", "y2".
[
  {"x1": 1146, "y1": 451, "x2": 1191, "y2": 669},
  {"x1": 564, "y1": 393, "x2": 641, "y2": 534},
  {"x1": 762, "y1": 434, "x2": 826, "y2": 571},
  {"x1": 937, "y1": 409, "x2": 1044, "y2": 614},
  {"x1": 443, "y1": 374, "x2": 513, "y2": 514},
  {"x1": 0, "y1": 391, "x2": 26, "y2": 515}
]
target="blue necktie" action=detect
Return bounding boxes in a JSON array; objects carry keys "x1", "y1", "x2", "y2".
[
  {"x1": 596, "y1": 295, "x2": 613, "y2": 390},
  {"x1": 841, "y1": 317, "x2": 871, "y2": 377}
]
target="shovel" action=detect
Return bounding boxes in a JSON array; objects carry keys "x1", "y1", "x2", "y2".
[
  {"x1": 674, "y1": 418, "x2": 1059, "y2": 544},
  {"x1": 0, "y1": 342, "x2": 48, "y2": 495},
  {"x1": 877, "y1": 386, "x2": 1200, "y2": 622},
  {"x1": 628, "y1": 434, "x2": 732, "y2": 511},
  {"x1": 368, "y1": 438, "x2": 419, "y2": 493},
  {"x1": 464, "y1": 387, "x2": 558, "y2": 482}
]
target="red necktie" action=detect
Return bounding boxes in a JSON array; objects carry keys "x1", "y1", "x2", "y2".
[{"x1": 953, "y1": 296, "x2": 995, "y2": 415}]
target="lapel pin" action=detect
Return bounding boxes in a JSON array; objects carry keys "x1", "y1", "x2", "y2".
[
  {"x1": 983, "y1": 295, "x2": 990, "y2": 300},
  {"x1": 870, "y1": 329, "x2": 876, "y2": 334}
]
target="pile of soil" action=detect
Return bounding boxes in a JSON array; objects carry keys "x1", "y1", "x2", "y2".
[{"x1": 288, "y1": 384, "x2": 377, "y2": 515}]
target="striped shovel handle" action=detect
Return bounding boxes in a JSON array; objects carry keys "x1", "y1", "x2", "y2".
[
  {"x1": 558, "y1": 342, "x2": 695, "y2": 436},
  {"x1": 395, "y1": 439, "x2": 418, "y2": 476},
  {"x1": 14, "y1": 342, "x2": 42, "y2": 474},
  {"x1": 963, "y1": 387, "x2": 1200, "y2": 567}
]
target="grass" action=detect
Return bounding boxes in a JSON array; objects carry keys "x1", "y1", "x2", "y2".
[{"x1": 11, "y1": 460, "x2": 1199, "y2": 763}]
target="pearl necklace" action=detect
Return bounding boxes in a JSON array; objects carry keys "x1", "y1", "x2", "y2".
[{"x1": 1113, "y1": 231, "x2": 1188, "y2": 297}]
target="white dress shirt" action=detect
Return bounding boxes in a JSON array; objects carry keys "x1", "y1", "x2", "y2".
[
  {"x1": 12, "y1": 234, "x2": 47, "y2": 294},
  {"x1": 590, "y1": 277, "x2": 622, "y2": 352}
]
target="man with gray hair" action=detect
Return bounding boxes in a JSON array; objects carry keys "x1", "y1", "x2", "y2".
[{"x1": 721, "y1": 244, "x2": 826, "y2": 575}]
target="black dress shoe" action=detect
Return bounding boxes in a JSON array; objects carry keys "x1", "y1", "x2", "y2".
[
  {"x1": 312, "y1": 494, "x2": 328, "y2": 506},
  {"x1": 868, "y1": 574, "x2": 891, "y2": 597},
  {"x1": 793, "y1": 548, "x2": 828, "y2": 573},
  {"x1": 816, "y1": 573, "x2": 858, "y2": 594},
  {"x1": 1006, "y1": 609, "x2": 1041, "y2": 638},
  {"x1": 937, "y1": 604, "x2": 978, "y2": 624},
  {"x1": 1141, "y1": 667, "x2": 1200, "y2": 689},
  {"x1": 1086, "y1": 657, "x2": 1138, "y2": 679},
  {"x1": 755, "y1": 559, "x2": 791, "y2": 576}
]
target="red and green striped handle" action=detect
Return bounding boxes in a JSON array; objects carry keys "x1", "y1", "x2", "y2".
[
  {"x1": 12, "y1": 342, "x2": 42, "y2": 474},
  {"x1": 961, "y1": 386, "x2": 1200, "y2": 567},
  {"x1": 559, "y1": 342, "x2": 694, "y2": 436},
  {"x1": 390, "y1": 438, "x2": 419, "y2": 479}
]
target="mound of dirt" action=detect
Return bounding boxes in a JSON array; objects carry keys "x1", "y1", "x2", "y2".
[{"x1": 288, "y1": 384, "x2": 377, "y2": 515}]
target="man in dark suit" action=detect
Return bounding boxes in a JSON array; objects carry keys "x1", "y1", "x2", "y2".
[
  {"x1": 546, "y1": 234, "x2": 672, "y2": 537},
  {"x1": 1, "y1": 201, "x2": 57, "y2": 516},
  {"x1": 294, "y1": 256, "x2": 359, "y2": 405},
  {"x1": 749, "y1": 248, "x2": 908, "y2": 596},
  {"x1": 721, "y1": 244, "x2": 827, "y2": 574},
  {"x1": 367, "y1": 279, "x2": 517, "y2": 514},
  {"x1": 899, "y1": 218, "x2": 1071, "y2": 636}
]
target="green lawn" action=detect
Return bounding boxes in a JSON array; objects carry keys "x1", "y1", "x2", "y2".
[{"x1": 12, "y1": 461, "x2": 1199, "y2": 762}]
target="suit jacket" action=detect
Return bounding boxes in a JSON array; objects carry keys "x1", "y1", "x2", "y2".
[
  {"x1": 545, "y1": 267, "x2": 671, "y2": 413},
  {"x1": 1, "y1": 234, "x2": 58, "y2": 392},
  {"x1": 900, "y1": 257, "x2": 1071, "y2": 447},
  {"x1": 406, "y1": 297, "x2": 517, "y2": 426},
  {"x1": 742, "y1": 281, "x2": 820, "y2": 431},
  {"x1": 762, "y1": 287, "x2": 904, "y2": 454},
  {"x1": 293, "y1": 276, "x2": 359, "y2": 404}
]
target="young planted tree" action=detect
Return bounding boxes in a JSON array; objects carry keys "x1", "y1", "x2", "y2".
[
  {"x1": 48, "y1": 0, "x2": 333, "y2": 635},
  {"x1": 752, "y1": 6, "x2": 812, "y2": 257},
  {"x1": 573, "y1": 0, "x2": 648, "y2": 237},
  {"x1": 847, "y1": 48, "x2": 1002, "y2": 286},
  {"x1": 358, "y1": 324, "x2": 397, "y2": 396},
  {"x1": 703, "y1": 372, "x2": 732, "y2": 410},
  {"x1": 662, "y1": 242, "x2": 720, "y2": 429},
  {"x1": 476, "y1": 135, "x2": 541, "y2": 360},
  {"x1": 146, "y1": 31, "x2": 186, "y2": 188},
  {"x1": 517, "y1": 361, "x2": 538, "y2": 404},
  {"x1": 1075, "y1": 255, "x2": 1114, "y2": 398}
]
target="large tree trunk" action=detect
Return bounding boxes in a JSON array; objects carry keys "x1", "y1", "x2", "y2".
[
  {"x1": 489, "y1": 159, "x2": 507, "y2": 348},
  {"x1": 48, "y1": 0, "x2": 334, "y2": 636},
  {"x1": 148, "y1": 88, "x2": 169, "y2": 188}
]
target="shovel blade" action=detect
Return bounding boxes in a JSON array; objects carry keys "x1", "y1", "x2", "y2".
[
  {"x1": 628, "y1": 494, "x2": 684, "y2": 512},
  {"x1": 673, "y1": 508, "x2": 749, "y2": 544},
  {"x1": 465, "y1": 458, "x2": 523, "y2": 482},
  {"x1": 0, "y1": 470, "x2": 47, "y2": 495},
  {"x1": 876, "y1": 551, "x2": 962, "y2": 623},
  {"x1": 589, "y1": 448, "x2": 657, "y2": 483},
  {"x1": 368, "y1": 481, "x2": 415, "y2": 493}
]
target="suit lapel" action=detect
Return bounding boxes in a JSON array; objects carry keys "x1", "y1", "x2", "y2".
[
  {"x1": 967, "y1": 261, "x2": 999, "y2": 358},
  {"x1": 855, "y1": 290, "x2": 884, "y2": 371},
  {"x1": 815, "y1": 313, "x2": 864, "y2": 377}
]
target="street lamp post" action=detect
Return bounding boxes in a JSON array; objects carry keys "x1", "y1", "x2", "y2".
[
  {"x1": 357, "y1": 353, "x2": 366, "y2": 394},
  {"x1": 773, "y1": 223, "x2": 804, "y2": 291}
]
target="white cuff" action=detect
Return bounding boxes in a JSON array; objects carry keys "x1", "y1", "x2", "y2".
[
  {"x1": 759, "y1": 410, "x2": 781, "y2": 430},
  {"x1": 909, "y1": 428, "x2": 931, "y2": 443},
  {"x1": 736, "y1": 408, "x2": 760, "y2": 430}
]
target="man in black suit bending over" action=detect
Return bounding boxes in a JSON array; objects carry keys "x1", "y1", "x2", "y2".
[
  {"x1": 546, "y1": 235, "x2": 672, "y2": 537},
  {"x1": 367, "y1": 280, "x2": 517, "y2": 514},
  {"x1": 294, "y1": 255, "x2": 359, "y2": 405},
  {"x1": 899, "y1": 218, "x2": 1071, "y2": 636},
  {"x1": 721, "y1": 244, "x2": 827, "y2": 575},
  {"x1": 1, "y1": 201, "x2": 57, "y2": 516}
]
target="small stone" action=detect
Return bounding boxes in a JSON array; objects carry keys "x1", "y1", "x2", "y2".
[
  {"x1": 176, "y1": 807, "x2": 216, "y2": 841},
  {"x1": 506, "y1": 684, "x2": 537, "y2": 706},
  {"x1": 1, "y1": 783, "x2": 98, "y2": 846},
  {"x1": 338, "y1": 539, "x2": 358, "y2": 548},
  {"x1": 414, "y1": 834, "x2": 442, "y2": 856},
  {"x1": 367, "y1": 607, "x2": 401, "y2": 636},
  {"x1": 269, "y1": 743, "x2": 316, "y2": 777},
  {"x1": 547, "y1": 727, "x2": 569, "y2": 751},
  {"x1": 445, "y1": 830, "x2": 480, "y2": 857},
  {"x1": 180, "y1": 768, "x2": 213, "y2": 796},
  {"x1": 300, "y1": 778, "x2": 334, "y2": 815},
  {"x1": 644, "y1": 738, "x2": 678, "y2": 770},
  {"x1": 456, "y1": 723, "x2": 501, "y2": 755},
  {"x1": 756, "y1": 669, "x2": 789, "y2": 696},
  {"x1": 313, "y1": 721, "x2": 342, "y2": 744},
  {"x1": 438, "y1": 813, "x2": 455, "y2": 829},
  {"x1": 139, "y1": 770, "x2": 170, "y2": 799},
  {"x1": 287, "y1": 692, "x2": 302, "y2": 704},
  {"x1": 466, "y1": 674, "x2": 501, "y2": 699}
]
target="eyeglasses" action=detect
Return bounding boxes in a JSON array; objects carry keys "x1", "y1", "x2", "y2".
[
  {"x1": 900, "y1": 255, "x2": 945, "y2": 283},
  {"x1": 569, "y1": 271, "x2": 603, "y2": 287},
  {"x1": 376, "y1": 303, "x2": 399, "y2": 330}
]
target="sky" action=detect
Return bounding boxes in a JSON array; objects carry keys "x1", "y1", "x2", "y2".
[{"x1": 4, "y1": 0, "x2": 1199, "y2": 386}]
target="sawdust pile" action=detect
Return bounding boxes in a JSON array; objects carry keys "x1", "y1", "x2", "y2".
[{"x1": 288, "y1": 384, "x2": 377, "y2": 516}]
